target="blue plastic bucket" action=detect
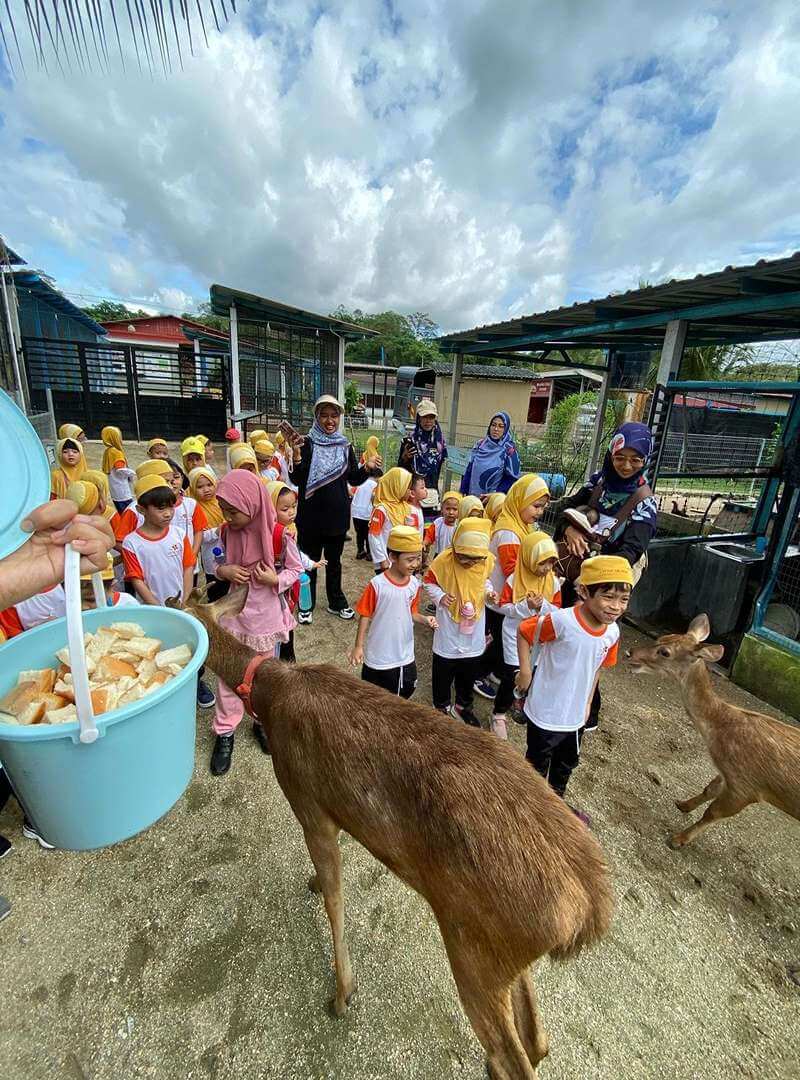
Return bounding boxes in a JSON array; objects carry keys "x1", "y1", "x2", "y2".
[{"x1": 0, "y1": 606, "x2": 208, "y2": 850}]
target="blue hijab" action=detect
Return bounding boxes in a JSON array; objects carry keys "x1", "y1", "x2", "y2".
[
  {"x1": 465, "y1": 412, "x2": 521, "y2": 496},
  {"x1": 589, "y1": 421, "x2": 657, "y2": 530}
]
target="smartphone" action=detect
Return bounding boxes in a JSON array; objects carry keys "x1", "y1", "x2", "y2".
[{"x1": 278, "y1": 420, "x2": 302, "y2": 443}]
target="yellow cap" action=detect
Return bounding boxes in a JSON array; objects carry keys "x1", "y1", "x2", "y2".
[
  {"x1": 452, "y1": 518, "x2": 492, "y2": 556},
  {"x1": 181, "y1": 436, "x2": 206, "y2": 458},
  {"x1": 66, "y1": 480, "x2": 99, "y2": 515},
  {"x1": 196, "y1": 434, "x2": 209, "y2": 446},
  {"x1": 136, "y1": 459, "x2": 172, "y2": 479},
  {"x1": 441, "y1": 490, "x2": 462, "y2": 505},
  {"x1": 230, "y1": 445, "x2": 258, "y2": 469},
  {"x1": 248, "y1": 428, "x2": 268, "y2": 447},
  {"x1": 147, "y1": 437, "x2": 168, "y2": 451},
  {"x1": 81, "y1": 553, "x2": 115, "y2": 582},
  {"x1": 577, "y1": 555, "x2": 634, "y2": 588},
  {"x1": 387, "y1": 525, "x2": 423, "y2": 553},
  {"x1": 134, "y1": 474, "x2": 172, "y2": 499},
  {"x1": 254, "y1": 439, "x2": 275, "y2": 458}
]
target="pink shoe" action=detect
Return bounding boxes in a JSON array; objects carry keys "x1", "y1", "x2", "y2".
[{"x1": 491, "y1": 714, "x2": 508, "y2": 740}]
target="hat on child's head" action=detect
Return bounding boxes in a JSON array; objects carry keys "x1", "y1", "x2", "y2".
[
  {"x1": 196, "y1": 434, "x2": 209, "y2": 446},
  {"x1": 253, "y1": 439, "x2": 275, "y2": 458},
  {"x1": 441, "y1": 490, "x2": 462, "y2": 505},
  {"x1": 387, "y1": 525, "x2": 423, "y2": 553},
  {"x1": 578, "y1": 555, "x2": 634, "y2": 588},
  {"x1": 147, "y1": 437, "x2": 168, "y2": 452},
  {"x1": 136, "y1": 459, "x2": 172, "y2": 479},
  {"x1": 134, "y1": 474, "x2": 172, "y2": 499},
  {"x1": 452, "y1": 518, "x2": 492, "y2": 556},
  {"x1": 81, "y1": 553, "x2": 115, "y2": 582},
  {"x1": 181, "y1": 436, "x2": 206, "y2": 458},
  {"x1": 225, "y1": 427, "x2": 242, "y2": 443}
]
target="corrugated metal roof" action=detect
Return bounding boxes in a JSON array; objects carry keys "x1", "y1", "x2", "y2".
[
  {"x1": 430, "y1": 361, "x2": 539, "y2": 380},
  {"x1": 13, "y1": 271, "x2": 107, "y2": 336},
  {"x1": 209, "y1": 284, "x2": 379, "y2": 340},
  {"x1": 439, "y1": 251, "x2": 800, "y2": 350}
]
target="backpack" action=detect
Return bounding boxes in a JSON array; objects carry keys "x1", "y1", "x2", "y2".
[{"x1": 272, "y1": 522, "x2": 301, "y2": 612}]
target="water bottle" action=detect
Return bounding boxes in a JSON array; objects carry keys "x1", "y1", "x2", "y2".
[
  {"x1": 458, "y1": 601, "x2": 476, "y2": 635},
  {"x1": 299, "y1": 572, "x2": 312, "y2": 612}
]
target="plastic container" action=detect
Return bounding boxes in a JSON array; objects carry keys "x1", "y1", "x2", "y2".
[
  {"x1": 299, "y1": 572, "x2": 312, "y2": 612},
  {"x1": 0, "y1": 606, "x2": 208, "y2": 850}
]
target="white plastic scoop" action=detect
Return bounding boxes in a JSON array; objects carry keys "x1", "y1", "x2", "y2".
[{"x1": 63, "y1": 544, "x2": 103, "y2": 745}]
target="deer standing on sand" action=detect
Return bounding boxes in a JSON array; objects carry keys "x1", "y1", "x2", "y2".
[
  {"x1": 629, "y1": 614, "x2": 800, "y2": 849},
  {"x1": 179, "y1": 588, "x2": 612, "y2": 1079}
]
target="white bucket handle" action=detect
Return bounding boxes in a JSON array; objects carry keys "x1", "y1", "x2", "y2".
[{"x1": 64, "y1": 545, "x2": 100, "y2": 745}]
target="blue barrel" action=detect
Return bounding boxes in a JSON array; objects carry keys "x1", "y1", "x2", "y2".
[
  {"x1": 539, "y1": 472, "x2": 567, "y2": 498},
  {"x1": 0, "y1": 606, "x2": 208, "y2": 851},
  {"x1": 298, "y1": 572, "x2": 312, "y2": 611}
]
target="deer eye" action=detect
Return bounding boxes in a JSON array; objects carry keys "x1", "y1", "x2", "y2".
[{"x1": 657, "y1": 647, "x2": 670, "y2": 658}]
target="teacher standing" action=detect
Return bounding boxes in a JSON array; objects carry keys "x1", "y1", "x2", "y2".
[
  {"x1": 291, "y1": 395, "x2": 378, "y2": 621},
  {"x1": 460, "y1": 412, "x2": 521, "y2": 498},
  {"x1": 398, "y1": 397, "x2": 447, "y2": 517}
]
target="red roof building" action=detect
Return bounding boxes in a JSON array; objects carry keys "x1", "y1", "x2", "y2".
[{"x1": 101, "y1": 315, "x2": 229, "y2": 349}]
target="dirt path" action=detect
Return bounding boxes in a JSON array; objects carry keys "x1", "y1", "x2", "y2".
[{"x1": 1, "y1": 443, "x2": 798, "y2": 1079}]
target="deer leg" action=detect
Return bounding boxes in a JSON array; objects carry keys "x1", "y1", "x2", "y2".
[
  {"x1": 675, "y1": 774, "x2": 723, "y2": 814},
  {"x1": 443, "y1": 939, "x2": 538, "y2": 1080},
  {"x1": 511, "y1": 968, "x2": 549, "y2": 1070},
  {"x1": 669, "y1": 787, "x2": 754, "y2": 849},
  {"x1": 302, "y1": 820, "x2": 356, "y2": 1017}
]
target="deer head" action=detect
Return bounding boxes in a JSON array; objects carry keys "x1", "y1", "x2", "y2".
[
  {"x1": 628, "y1": 614, "x2": 725, "y2": 677},
  {"x1": 166, "y1": 584, "x2": 248, "y2": 624}
]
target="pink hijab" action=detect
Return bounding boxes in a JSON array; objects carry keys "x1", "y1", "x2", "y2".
[
  {"x1": 217, "y1": 470, "x2": 276, "y2": 570},
  {"x1": 216, "y1": 471, "x2": 293, "y2": 651}
]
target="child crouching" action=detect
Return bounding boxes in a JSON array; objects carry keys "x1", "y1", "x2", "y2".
[
  {"x1": 349, "y1": 525, "x2": 436, "y2": 698},
  {"x1": 423, "y1": 518, "x2": 497, "y2": 726},
  {"x1": 516, "y1": 555, "x2": 632, "y2": 815}
]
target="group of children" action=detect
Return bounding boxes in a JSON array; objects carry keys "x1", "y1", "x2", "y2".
[
  {"x1": 6, "y1": 420, "x2": 635, "y2": 811},
  {"x1": 346, "y1": 464, "x2": 633, "y2": 810}
]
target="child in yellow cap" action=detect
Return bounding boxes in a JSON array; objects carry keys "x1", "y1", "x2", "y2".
[
  {"x1": 423, "y1": 490, "x2": 461, "y2": 561},
  {"x1": 147, "y1": 437, "x2": 170, "y2": 460},
  {"x1": 516, "y1": 555, "x2": 634, "y2": 815},
  {"x1": 350, "y1": 525, "x2": 437, "y2": 698}
]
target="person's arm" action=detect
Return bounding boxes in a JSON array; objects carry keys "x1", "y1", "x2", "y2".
[
  {"x1": 348, "y1": 614, "x2": 370, "y2": 666},
  {"x1": 422, "y1": 569, "x2": 453, "y2": 610},
  {"x1": 181, "y1": 537, "x2": 196, "y2": 603},
  {"x1": 410, "y1": 583, "x2": 437, "y2": 630},
  {"x1": 516, "y1": 624, "x2": 534, "y2": 692},
  {"x1": 368, "y1": 509, "x2": 389, "y2": 569},
  {"x1": 346, "y1": 444, "x2": 370, "y2": 487},
  {"x1": 0, "y1": 501, "x2": 114, "y2": 609},
  {"x1": 131, "y1": 578, "x2": 159, "y2": 605},
  {"x1": 192, "y1": 505, "x2": 207, "y2": 557},
  {"x1": 290, "y1": 439, "x2": 311, "y2": 485},
  {"x1": 277, "y1": 535, "x2": 303, "y2": 593},
  {"x1": 611, "y1": 517, "x2": 656, "y2": 565}
]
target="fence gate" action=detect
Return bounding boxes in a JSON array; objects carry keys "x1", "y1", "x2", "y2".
[{"x1": 23, "y1": 337, "x2": 228, "y2": 441}]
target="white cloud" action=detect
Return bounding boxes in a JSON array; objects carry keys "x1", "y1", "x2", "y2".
[{"x1": 1, "y1": 0, "x2": 800, "y2": 332}]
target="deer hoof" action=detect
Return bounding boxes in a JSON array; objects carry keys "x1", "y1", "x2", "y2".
[
  {"x1": 667, "y1": 833, "x2": 685, "y2": 850},
  {"x1": 328, "y1": 993, "x2": 351, "y2": 1019},
  {"x1": 675, "y1": 798, "x2": 692, "y2": 813},
  {"x1": 308, "y1": 874, "x2": 322, "y2": 894}
]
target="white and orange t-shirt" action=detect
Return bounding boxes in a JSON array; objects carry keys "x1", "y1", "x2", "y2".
[
  {"x1": 15, "y1": 585, "x2": 66, "y2": 629},
  {"x1": 111, "y1": 506, "x2": 144, "y2": 544},
  {"x1": 173, "y1": 495, "x2": 207, "y2": 547},
  {"x1": 354, "y1": 571, "x2": 421, "y2": 670},
  {"x1": 498, "y1": 575, "x2": 562, "y2": 666},
  {"x1": 368, "y1": 504, "x2": 424, "y2": 568},
  {"x1": 423, "y1": 516, "x2": 456, "y2": 556},
  {"x1": 122, "y1": 524, "x2": 195, "y2": 605},
  {"x1": 486, "y1": 528, "x2": 522, "y2": 612},
  {"x1": 518, "y1": 606, "x2": 619, "y2": 732},
  {"x1": 422, "y1": 568, "x2": 493, "y2": 660}
]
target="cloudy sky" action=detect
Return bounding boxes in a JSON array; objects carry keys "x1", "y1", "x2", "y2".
[{"x1": 1, "y1": 0, "x2": 799, "y2": 331}]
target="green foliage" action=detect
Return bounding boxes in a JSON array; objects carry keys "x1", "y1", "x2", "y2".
[
  {"x1": 528, "y1": 391, "x2": 625, "y2": 492},
  {"x1": 330, "y1": 306, "x2": 443, "y2": 368},
  {"x1": 344, "y1": 379, "x2": 361, "y2": 413},
  {"x1": 181, "y1": 301, "x2": 229, "y2": 333},
  {"x1": 81, "y1": 300, "x2": 150, "y2": 323}
]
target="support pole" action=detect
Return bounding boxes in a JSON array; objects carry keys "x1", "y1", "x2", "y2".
[
  {"x1": 657, "y1": 319, "x2": 688, "y2": 385},
  {"x1": 445, "y1": 352, "x2": 463, "y2": 490},
  {"x1": 585, "y1": 365, "x2": 612, "y2": 480},
  {"x1": 336, "y1": 333, "x2": 346, "y2": 405},
  {"x1": 229, "y1": 303, "x2": 241, "y2": 429}
]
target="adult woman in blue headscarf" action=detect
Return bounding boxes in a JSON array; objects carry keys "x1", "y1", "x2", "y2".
[
  {"x1": 555, "y1": 420, "x2": 657, "y2": 732},
  {"x1": 460, "y1": 412, "x2": 521, "y2": 497},
  {"x1": 291, "y1": 395, "x2": 379, "y2": 621}
]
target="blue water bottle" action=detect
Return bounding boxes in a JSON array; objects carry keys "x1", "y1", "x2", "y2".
[{"x1": 299, "y1": 572, "x2": 312, "y2": 612}]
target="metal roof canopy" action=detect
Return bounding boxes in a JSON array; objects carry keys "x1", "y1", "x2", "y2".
[
  {"x1": 209, "y1": 284, "x2": 378, "y2": 341},
  {"x1": 438, "y1": 252, "x2": 800, "y2": 355},
  {"x1": 13, "y1": 271, "x2": 107, "y2": 336}
]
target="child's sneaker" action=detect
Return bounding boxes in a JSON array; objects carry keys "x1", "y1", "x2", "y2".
[
  {"x1": 210, "y1": 734, "x2": 235, "y2": 776},
  {"x1": 473, "y1": 679, "x2": 497, "y2": 700},
  {"x1": 22, "y1": 821, "x2": 54, "y2": 849},
  {"x1": 490, "y1": 714, "x2": 508, "y2": 740},
  {"x1": 569, "y1": 805, "x2": 592, "y2": 827},
  {"x1": 0, "y1": 835, "x2": 12, "y2": 860},
  {"x1": 454, "y1": 704, "x2": 482, "y2": 728},
  {"x1": 197, "y1": 680, "x2": 216, "y2": 709},
  {"x1": 297, "y1": 609, "x2": 313, "y2": 625}
]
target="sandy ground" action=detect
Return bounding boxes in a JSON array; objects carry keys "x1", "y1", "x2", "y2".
[{"x1": 1, "y1": 441, "x2": 799, "y2": 1080}]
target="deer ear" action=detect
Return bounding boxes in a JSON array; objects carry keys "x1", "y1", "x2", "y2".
[
  {"x1": 687, "y1": 614, "x2": 710, "y2": 642},
  {"x1": 697, "y1": 643, "x2": 724, "y2": 663}
]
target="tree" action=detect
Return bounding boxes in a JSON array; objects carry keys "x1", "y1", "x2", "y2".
[
  {"x1": 81, "y1": 300, "x2": 151, "y2": 323},
  {"x1": 181, "y1": 301, "x2": 229, "y2": 333},
  {"x1": 646, "y1": 343, "x2": 755, "y2": 386},
  {"x1": 344, "y1": 379, "x2": 362, "y2": 413},
  {"x1": 329, "y1": 306, "x2": 443, "y2": 368}
]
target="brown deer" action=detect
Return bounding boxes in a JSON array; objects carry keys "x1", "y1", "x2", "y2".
[
  {"x1": 629, "y1": 614, "x2": 800, "y2": 849},
  {"x1": 179, "y1": 588, "x2": 613, "y2": 1079}
]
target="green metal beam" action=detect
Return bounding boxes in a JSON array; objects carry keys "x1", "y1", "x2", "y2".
[{"x1": 459, "y1": 289, "x2": 800, "y2": 354}]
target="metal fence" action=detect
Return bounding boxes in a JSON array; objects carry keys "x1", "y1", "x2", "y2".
[{"x1": 23, "y1": 337, "x2": 228, "y2": 440}]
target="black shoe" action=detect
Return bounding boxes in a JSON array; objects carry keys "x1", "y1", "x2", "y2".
[
  {"x1": 253, "y1": 722, "x2": 271, "y2": 755},
  {"x1": 210, "y1": 734, "x2": 234, "y2": 775},
  {"x1": 0, "y1": 835, "x2": 11, "y2": 860},
  {"x1": 456, "y1": 705, "x2": 481, "y2": 728}
]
